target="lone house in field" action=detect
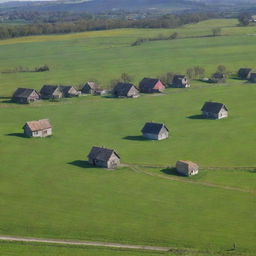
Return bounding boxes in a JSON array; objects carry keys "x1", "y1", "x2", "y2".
[
  {"x1": 172, "y1": 75, "x2": 190, "y2": 88},
  {"x1": 81, "y1": 82, "x2": 100, "y2": 95},
  {"x1": 40, "y1": 85, "x2": 63, "y2": 99},
  {"x1": 112, "y1": 82, "x2": 139, "y2": 98},
  {"x1": 238, "y1": 68, "x2": 252, "y2": 80},
  {"x1": 249, "y1": 73, "x2": 256, "y2": 83},
  {"x1": 201, "y1": 102, "x2": 228, "y2": 119},
  {"x1": 88, "y1": 146, "x2": 120, "y2": 169},
  {"x1": 141, "y1": 122, "x2": 169, "y2": 140},
  {"x1": 176, "y1": 160, "x2": 199, "y2": 176},
  {"x1": 139, "y1": 78, "x2": 165, "y2": 93},
  {"x1": 59, "y1": 85, "x2": 80, "y2": 97},
  {"x1": 12, "y1": 88, "x2": 40, "y2": 104},
  {"x1": 23, "y1": 119, "x2": 52, "y2": 138}
]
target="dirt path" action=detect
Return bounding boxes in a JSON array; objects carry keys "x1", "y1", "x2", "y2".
[
  {"x1": 127, "y1": 165, "x2": 256, "y2": 194},
  {"x1": 0, "y1": 235, "x2": 173, "y2": 252}
]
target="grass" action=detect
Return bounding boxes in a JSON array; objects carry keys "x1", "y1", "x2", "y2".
[{"x1": 0, "y1": 18, "x2": 256, "y2": 256}]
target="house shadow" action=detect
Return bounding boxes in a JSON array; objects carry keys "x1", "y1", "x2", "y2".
[
  {"x1": 68, "y1": 160, "x2": 94, "y2": 169},
  {"x1": 123, "y1": 135, "x2": 147, "y2": 141},
  {"x1": 161, "y1": 168, "x2": 181, "y2": 177},
  {"x1": 6, "y1": 133, "x2": 27, "y2": 138},
  {"x1": 187, "y1": 114, "x2": 205, "y2": 120}
]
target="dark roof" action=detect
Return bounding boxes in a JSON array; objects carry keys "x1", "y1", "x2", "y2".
[
  {"x1": 173, "y1": 75, "x2": 187, "y2": 84},
  {"x1": 139, "y1": 78, "x2": 160, "y2": 89},
  {"x1": 238, "y1": 68, "x2": 252, "y2": 77},
  {"x1": 141, "y1": 122, "x2": 169, "y2": 134},
  {"x1": 12, "y1": 88, "x2": 36, "y2": 98},
  {"x1": 40, "y1": 85, "x2": 59, "y2": 94},
  {"x1": 201, "y1": 102, "x2": 228, "y2": 114},
  {"x1": 88, "y1": 146, "x2": 120, "y2": 162},
  {"x1": 113, "y1": 82, "x2": 137, "y2": 96},
  {"x1": 212, "y1": 73, "x2": 225, "y2": 79},
  {"x1": 59, "y1": 85, "x2": 77, "y2": 94}
]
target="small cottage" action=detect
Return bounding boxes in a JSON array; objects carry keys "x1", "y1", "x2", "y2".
[
  {"x1": 12, "y1": 88, "x2": 40, "y2": 104},
  {"x1": 88, "y1": 146, "x2": 120, "y2": 169},
  {"x1": 141, "y1": 122, "x2": 169, "y2": 140},
  {"x1": 238, "y1": 68, "x2": 252, "y2": 80},
  {"x1": 23, "y1": 119, "x2": 52, "y2": 138},
  {"x1": 139, "y1": 78, "x2": 165, "y2": 93},
  {"x1": 201, "y1": 102, "x2": 228, "y2": 119},
  {"x1": 81, "y1": 82, "x2": 101, "y2": 95},
  {"x1": 59, "y1": 85, "x2": 80, "y2": 97},
  {"x1": 112, "y1": 82, "x2": 139, "y2": 98},
  {"x1": 172, "y1": 75, "x2": 190, "y2": 88},
  {"x1": 176, "y1": 160, "x2": 199, "y2": 176},
  {"x1": 40, "y1": 85, "x2": 63, "y2": 99},
  {"x1": 249, "y1": 73, "x2": 256, "y2": 83},
  {"x1": 210, "y1": 73, "x2": 225, "y2": 83}
]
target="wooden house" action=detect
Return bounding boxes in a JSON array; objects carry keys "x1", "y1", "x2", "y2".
[
  {"x1": 112, "y1": 82, "x2": 139, "y2": 98},
  {"x1": 210, "y1": 73, "x2": 225, "y2": 83},
  {"x1": 88, "y1": 146, "x2": 120, "y2": 169},
  {"x1": 176, "y1": 160, "x2": 199, "y2": 176},
  {"x1": 23, "y1": 119, "x2": 52, "y2": 138},
  {"x1": 238, "y1": 68, "x2": 252, "y2": 80},
  {"x1": 201, "y1": 102, "x2": 228, "y2": 119},
  {"x1": 249, "y1": 73, "x2": 256, "y2": 83},
  {"x1": 139, "y1": 78, "x2": 165, "y2": 93},
  {"x1": 141, "y1": 122, "x2": 169, "y2": 140},
  {"x1": 81, "y1": 82, "x2": 100, "y2": 95},
  {"x1": 59, "y1": 85, "x2": 80, "y2": 97},
  {"x1": 40, "y1": 85, "x2": 63, "y2": 99},
  {"x1": 172, "y1": 75, "x2": 190, "y2": 88},
  {"x1": 12, "y1": 88, "x2": 40, "y2": 104}
]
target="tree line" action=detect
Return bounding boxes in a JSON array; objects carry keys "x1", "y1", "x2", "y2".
[{"x1": 0, "y1": 12, "x2": 220, "y2": 40}]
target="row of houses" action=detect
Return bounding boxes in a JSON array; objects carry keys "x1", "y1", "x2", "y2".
[{"x1": 11, "y1": 75, "x2": 190, "y2": 103}]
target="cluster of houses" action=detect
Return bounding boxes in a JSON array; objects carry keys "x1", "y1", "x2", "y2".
[
  {"x1": 11, "y1": 75, "x2": 191, "y2": 103},
  {"x1": 21, "y1": 99, "x2": 228, "y2": 176}
]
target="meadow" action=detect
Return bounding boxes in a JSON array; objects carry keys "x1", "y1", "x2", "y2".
[{"x1": 0, "y1": 19, "x2": 256, "y2": 256}]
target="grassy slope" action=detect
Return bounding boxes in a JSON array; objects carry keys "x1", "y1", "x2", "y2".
[
  {"x1": 1, "y1": 19, "x2": 256, "y2": 256},
  {"x1": 1, "y1": 19, "x2": 256, "y2": 95}
]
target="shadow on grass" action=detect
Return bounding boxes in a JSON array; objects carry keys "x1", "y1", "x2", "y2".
[
  {"x1": 187, "y1": 114, "x2": 205, "y2": 120},
  {"x1": 161, "y1": 168, "x2": 181, "y2": 177},
  {"x1": 6, "y1": 133, "x2": 27, "y2": 138},
  {"x1": 68, "y1": 160, "x2": 94, "y2": 169},
  {"x1": 123, "y1": 135, "x2": 147, "y2": 141}
]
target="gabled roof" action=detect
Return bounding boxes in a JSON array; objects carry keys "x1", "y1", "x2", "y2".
[
  {"x1": 84, "y1": 81, "x2": 100, "y2": 90},
  {"x1": 113, "y1": 82, "x2": 138, "y2": 96},
  {"x1": 12, "y1": 88, "x2": 37, "y2": 98},
  {"x1": 173, "y1": 75, "x2": 187, "y2": 84},
  {"x1": 59, "y1": 85, "x2": 77, "y2": 94},
  {"x1": 139, "y1": 78, "x2": 160, "y2": 89},
  {"x1": 141, "y1": 122, "x2": 169, "y2": 135},
  {"x1": 88, "y1": 146, "x2": 120, "y2": 162},
  {"x1": 238, "y1": 68, "x2": 252, "y2": 77},
  {"x1": 24, "y1": 119, "x2": 52, "y2": 132},
  {"x1": 40, "y1": 85, "x2": 59, "y2": 94},
  {"x1": 176, "y1": 160, "x2": 198, "y2": 168},
  {"x1": 201, "y1": 102, "x2": 228, "y2": 114}
]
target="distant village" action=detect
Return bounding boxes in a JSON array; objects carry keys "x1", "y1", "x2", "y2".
[{"x1": 10, "y1": 67, "x2": 254, "y2": 176}]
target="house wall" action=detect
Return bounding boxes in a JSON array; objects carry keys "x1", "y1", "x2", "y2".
[
  {"x1": 153, "y1": 81, "x2": 165, "y2": 92},
  {"x1": 24, "y1": 127, "x2": 52, "y2": 138},
  {"x1": 67, "y1": 87, "x2": 79, "y2": 97},
  {"x1": 218, "y1": 109, "x2": 228, "y2": 119},
  {"x1": 127, "y1": 87, "x2": 140, "y2": 97},
  {"x1": 89, "y1": 154, "x2": 120, "y2": 169},
  {"x1": 143, "y1": 133, "x2": 160, "y2": 140}
]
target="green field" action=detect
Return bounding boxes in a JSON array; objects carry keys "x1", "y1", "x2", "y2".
[{"x1": 0, "y1": 19, "x2": 256, "y2": 256}]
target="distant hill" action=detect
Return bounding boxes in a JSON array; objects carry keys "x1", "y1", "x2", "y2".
[{"x1": 0, "y1": 0, "x2": 206, "y2": 13}]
